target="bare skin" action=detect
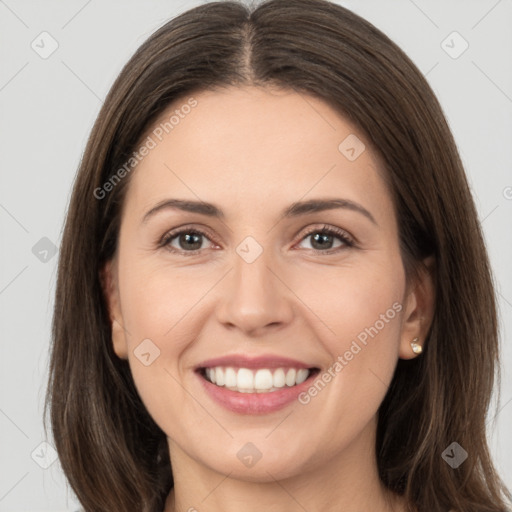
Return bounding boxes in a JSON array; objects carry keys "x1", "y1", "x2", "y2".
[{"x1": 102, "y1": 85, "x2": 433, "y2": 512}]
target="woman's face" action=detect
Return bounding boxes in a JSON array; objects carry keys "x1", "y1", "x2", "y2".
[{"x1": 104, "y1": 86, "x2": 429, "y2": 482}]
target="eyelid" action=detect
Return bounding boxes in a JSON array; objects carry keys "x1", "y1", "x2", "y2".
[
  {"x1": 159, "y1": 223, "x2": 356, "y2": 255},
  {"x1": 158, "y1": 223, "x2": 220, "y2": 249},
  {"x1": 295, "y1": 224, "x2": 355, "y2": 247}
]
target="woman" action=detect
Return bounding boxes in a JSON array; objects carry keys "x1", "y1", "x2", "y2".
[{"x1": 45, "y1": 0, "x2": 512, "y2": 511}]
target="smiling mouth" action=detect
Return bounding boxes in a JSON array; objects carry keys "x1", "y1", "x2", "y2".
[{"x1": 197, "y1": 366, "x2": 321, "y2": 393}]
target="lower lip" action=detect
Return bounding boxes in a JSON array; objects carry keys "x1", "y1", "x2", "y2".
[{"x1": 196, "y1": 369, "x2": 318, "y2": 415}]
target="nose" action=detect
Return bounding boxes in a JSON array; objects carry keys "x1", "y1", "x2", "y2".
[{"x1": 215, "y1": 246, "x2": 294, "y2": 337}]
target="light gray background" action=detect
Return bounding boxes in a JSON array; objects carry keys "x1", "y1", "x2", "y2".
[{"x1": 0, "y1": 0, "x2": 511, "y2": 510}]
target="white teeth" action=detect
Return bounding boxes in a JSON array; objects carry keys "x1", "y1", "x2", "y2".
[
  {"x1": 215, "y1": 367, "x2": 224, "y2": 386},
  {"x1": 237, "y1": 368, "x2": 254, "y2": 390},
  {"x1": 203, "y1": 366, "x2": 312, "y2": 392},
  {"x1": 254, "y1": 369, "x2": 273, "y2": 390},
  {"x1": 285, "y1": 368, "x2": 296, "y2": 386},
  {"x1": 225, "y1": 367, "x2": 237, "y2": 388},
  {"x1": 273, "y1": 368, "x2": 286, "y2": 388},
  {"x1": 296, "y1": 368, "x2": 309, "y2": 385}
]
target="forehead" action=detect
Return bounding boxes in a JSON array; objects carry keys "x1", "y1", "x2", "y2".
[{"x1": 124, "y1": 86, "x2": 394, "y2": 226}]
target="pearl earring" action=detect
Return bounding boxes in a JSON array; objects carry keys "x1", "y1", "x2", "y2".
[{"x1": 411, "y1": 337, "x2": 422, "y2": 354}]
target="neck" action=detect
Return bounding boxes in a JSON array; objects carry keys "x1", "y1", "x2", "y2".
[{"x1": 163, "y1": 416, "x2": 407, "y2": 512}]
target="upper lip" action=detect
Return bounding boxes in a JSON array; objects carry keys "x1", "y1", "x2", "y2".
[{"x1": 195, "y1": 354, "x2": 318, "y2": 370}]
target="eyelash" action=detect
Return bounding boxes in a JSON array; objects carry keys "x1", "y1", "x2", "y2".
[{"x1": 158, "y1": 224, "x2": 355, "y2": 256}]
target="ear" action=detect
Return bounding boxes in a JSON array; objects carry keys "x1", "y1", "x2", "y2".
[
  {"x1": 99, "y1": 258, "x2": 128, "y2": 359},
  {"x1": 399, "y1": 255, "x2": 436, "y2": 360}
]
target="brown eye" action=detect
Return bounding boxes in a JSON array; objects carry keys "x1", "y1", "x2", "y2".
[
  {"x1": 160, "y1": 228, "x2": 215, "y2": 254},
  {"x1": 296, "y1": 225, "x2": 354, "y2": 254}
]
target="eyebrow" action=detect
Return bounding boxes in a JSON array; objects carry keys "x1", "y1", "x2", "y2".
[{"x1": 142, "y1": 198, "x2": 378, "y2": 226}]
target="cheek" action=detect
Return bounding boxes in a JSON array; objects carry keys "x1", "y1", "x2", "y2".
[
  {"x1": 302, "y1": 254, "x2": 404, "y2": 348},
  {"x1": 117, "y1": 261, "x2": 211, "y2": 422},
  {"x1": 309, "y1": 254, "x2": 405, "y2": 398},
  {"x1": 335, "y1": 276, "x2": 403, "y2": 349},
  {"x1": 119, "y1": 257, "x2": 208, "y2": 346}
]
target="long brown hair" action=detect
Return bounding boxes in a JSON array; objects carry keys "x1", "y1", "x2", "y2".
[{"x1": 45, "y1": 0, "x2": 512, "y2": 510}]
